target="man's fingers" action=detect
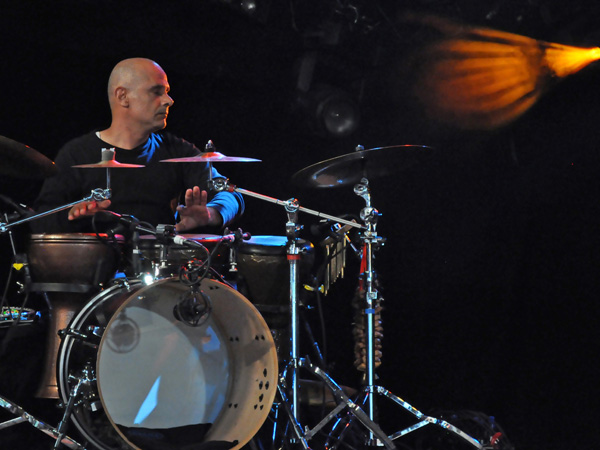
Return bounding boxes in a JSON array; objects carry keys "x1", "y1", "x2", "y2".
[
  {"x1": 184, "y1": 187, "x2": 208, "y2": 206},
  {"x1": 185, "y1": 188, "x2": 194, "y2": 205},
  {"x1": 68, "y1": 199, "x2": 111, "y2": 220}
]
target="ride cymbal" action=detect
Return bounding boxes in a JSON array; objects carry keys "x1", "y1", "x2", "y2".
[
  {"x1": 0, "y1": 135, "x2": 57, "y2": 179},
  {"x1": 291, "y1": 145, "x2": 432, "y2": 188},
  {"x1": 161, "y1": 151, "x2": 261, "y2": 163}
]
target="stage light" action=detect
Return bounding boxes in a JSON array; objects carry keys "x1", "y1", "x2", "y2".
[
  {"x1": 402, "y1": 14, "x2": 600, "y2": 130},
  {"x1": 314, "y1": 88, "x2": 360, "y2": 138},
  {"x1": 296, "y1": 85, "x2": 360, "y2": 138},
  {"x1": 217, "y1": 0, "x2": 270, "y2": 23},
  {"x1": 240, "y1": 0, "x2": 257, "y2": 15}
]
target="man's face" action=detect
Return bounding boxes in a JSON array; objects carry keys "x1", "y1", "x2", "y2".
[{"x1": 127, "y1": 65, "x2": 174, "y2": 133}]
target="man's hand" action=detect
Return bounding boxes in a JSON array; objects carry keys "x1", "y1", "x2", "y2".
[
  {"x1": 175, "y1": 186, "x2": 222, "y2": 232},
  {"x1": 68, "y1": 199, "x2": 111, "y2": 220}
]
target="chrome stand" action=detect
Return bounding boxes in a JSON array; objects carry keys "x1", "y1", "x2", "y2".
[
  {"x1": 228, "y1": 179, "x2": 495, "y2": 449},
  {"x1": 0, "y1": 393, "x2": 85, "y2": 449},
  {"x1": 223, "y1": 184, "x2": 394, "y2": 449},
  {"x1": 0, "y1": 182, "x2": 110, "y2": 448},
  {"x1": 0, "y1": 188, "x2": 111, "y2": 234},
  {"x1": 325, "y1": 178, "x2": 492, "y2": 449}
]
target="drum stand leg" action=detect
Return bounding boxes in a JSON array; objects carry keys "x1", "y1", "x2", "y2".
[
  {"x1": 278, "y1": 357, "x2": 395, "y2": 449},
  {"x1": 227, "y1": 186, "x2": 490, "y2": 449},
  {"x1": 53, "y1": 363, "x2": 96, "y2": 450},
  {"x1": 323, "y1": 178, "x2": 487, "y2": 450},
  {"x1": 274, "y1": 181, "x2": 490, "y2": 450},
  {"x1": 273, "y1": 200, "x2": 395, "y2": 450},
  {"x1": 0, "y1": 393, "x2": 85, "y2": 449}
]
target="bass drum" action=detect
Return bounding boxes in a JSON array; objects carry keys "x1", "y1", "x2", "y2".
[{"x1": 56, "y1": 278, "x2": 278, "y2": 450}]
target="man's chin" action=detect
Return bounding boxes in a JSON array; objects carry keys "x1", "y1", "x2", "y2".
[{"x1": 151, "y1": 121, "x2": 168, "y2": 132}]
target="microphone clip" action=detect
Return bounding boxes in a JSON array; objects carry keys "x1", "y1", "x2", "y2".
[{"x1": 173, "y1": 286, "x2": 212, "y2": 327}]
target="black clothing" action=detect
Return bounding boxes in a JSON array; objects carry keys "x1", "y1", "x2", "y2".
[{"x1": 30, "y1": 131, "x2": 244, "y2": 233}]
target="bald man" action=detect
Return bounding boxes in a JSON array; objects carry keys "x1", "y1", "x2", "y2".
[{"x1": 32, "y1": 58, "x2": 244, "y2": 234}]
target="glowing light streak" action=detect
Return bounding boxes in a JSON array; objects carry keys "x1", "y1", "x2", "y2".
[{"x1": 403, "y1": 15, "x2": 600, "y2": 129}]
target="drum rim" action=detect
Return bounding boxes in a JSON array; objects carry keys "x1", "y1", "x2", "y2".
[
  {"x1": 29, "y1": 232, "x2": 125, "y2": 242},
  {"x1": 56, "y1": 281, "x2": 142, "y2": 449}
]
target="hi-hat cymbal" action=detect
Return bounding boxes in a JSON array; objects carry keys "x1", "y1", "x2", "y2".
[
  {"x1": 0, "y1": 135, "x2": 57, "y2": 179},
  {"x1": 291, "y1": 145, "x2": 433, "y2": 188},
  {"x1": 161, "y1": 151, "x2": 261, "y2": 163},
  {"x1": 72, "y1": 160, "x2": 145, "y2": 168}
]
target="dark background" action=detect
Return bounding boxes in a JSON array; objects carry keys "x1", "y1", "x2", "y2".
[{"x1": 2, "y1": 1, "x2": 600, "y2": 449}]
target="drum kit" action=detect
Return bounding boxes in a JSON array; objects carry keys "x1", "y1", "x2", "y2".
[{"x1": 0, "y1": 135, "x2": 503, "y2": 450}]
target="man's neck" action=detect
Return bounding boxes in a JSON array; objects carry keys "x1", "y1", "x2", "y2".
[{"x1": 98, "y1": 125, "x2": 151, "y2": 150}]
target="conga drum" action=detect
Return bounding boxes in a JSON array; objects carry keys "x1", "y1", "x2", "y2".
[{"x1": 27, "y1": 233, "x2": 124, "y2": 398}]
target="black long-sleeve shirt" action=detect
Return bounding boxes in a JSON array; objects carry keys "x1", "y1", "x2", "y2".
[{"x1": 31, "y1": 131, "x2": 244, "y2": 233}]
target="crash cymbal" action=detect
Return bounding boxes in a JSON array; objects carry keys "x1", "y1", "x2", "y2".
[
  {"x1": 0, "y1": 135, "x2": 57, "y2": 179},
  {"x1": 161, "y1": 151, "x2": 261, "y2": 163},
  {"x1": 72, "y1": 160, "x2": 145, "y2": 168},
  {"x1": 291, "y1": 145, "x2": 432, "y2": 188}
]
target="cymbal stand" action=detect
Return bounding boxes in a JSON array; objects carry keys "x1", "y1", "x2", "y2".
[
  {"x1": 353, "y1": 177, "x2": 382, "y2": 444},
  {"x1": 220, "y1": 183, "x2": 395, "y2": 449},
  {"x1": 326, "y1": 177, "x2": 488, "y2": 450},
  {"x1": 0, "y1": 188, "x2": 111, "y2": 234},
  {"x1": 0, "y1": 184, "x2": 110, "y2": 448},
  {"x1": 2, "y1": 148, "x2": 115, "y2": 235}
]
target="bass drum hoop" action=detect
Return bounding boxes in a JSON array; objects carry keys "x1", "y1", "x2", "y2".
[{"x1": 57, "y1": 278, "x2": 278, "y2": 450}]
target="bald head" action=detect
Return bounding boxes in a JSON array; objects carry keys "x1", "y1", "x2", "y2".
[
  {"x1": 107, "y1": 58, "x2": 166, "y2": 106},
  {"x1": 104, "y1": 58, "x2": 174, "y2": 139}
]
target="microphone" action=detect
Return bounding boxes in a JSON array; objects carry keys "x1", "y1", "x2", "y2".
[
  {"x1": 173, "y1": 288, "x2": 212, "y2": 327},
  {"x1": 220, "y1": 228, "x2": 251, "y2": 243},
  {"x1": 0, "y1": 194, "x2": 34, "y2": 221},
  {"x1": 94, "y1": 210, "x2": 140, "y2": 237}
]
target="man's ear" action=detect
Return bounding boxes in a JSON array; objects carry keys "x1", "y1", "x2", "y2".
[{"x1": 115, "y1": 86, "x2": 129, "y2": 107}]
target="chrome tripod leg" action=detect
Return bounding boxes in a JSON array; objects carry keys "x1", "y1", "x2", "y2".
[
  {"x1": 374, "y1": 386, "x2": 486, "y2": 449},
  {"x1": 0, "y1": 394, "x2": 85, "y2": 449},
  {"x1": 53, "y1": 363, "x2": 96, "y2": 450},
  {"x1": 326, "y1": 385, "x2": 489, "y2": 450},
  {"x1": 276, "y1": 379, "x2": 311, "y2": 450},
  {"x1": 277, "y1": 358, "x2": 396, "y2": 450}
]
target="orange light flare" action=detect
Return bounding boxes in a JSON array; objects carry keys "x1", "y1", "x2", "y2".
[
  {"x1": 404, "y1": 17, "x2": 600, "y2": 130},
  {"x1": 542, "y1": 42, "x2": 600, "y2": 78}
]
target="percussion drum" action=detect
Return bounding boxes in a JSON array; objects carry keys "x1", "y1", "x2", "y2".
[
  {"x1": 28, "y1": 233, "x2": 123, "y2": 288},
  {"x1": 27, "y1": 233, "x2": 124, "y2": 398},
  {"x1": 236, "y1": 236, "x2": 315, "y2": 329},
  {"x1": 135, "y1": 234, "x2": 230, "y2": 279},
  {"x1": 56, "y1": 277, "x2": 278, "y2": 450}
]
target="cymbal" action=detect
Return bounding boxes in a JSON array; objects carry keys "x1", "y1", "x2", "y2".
[
  {"x1": 0, "y1": 135, "x2": 57, "y2": 179},
  {"x1": 291, "y1": 145, "x2": 432, "y2": 188},
  {"x1": 72, "y1": 160, "x2": 144, "y2": 168},
  {"x1": 160, "y1": 151, "x2": 261, "y2": 163}
]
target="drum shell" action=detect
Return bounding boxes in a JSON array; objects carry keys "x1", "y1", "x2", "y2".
[
  {"x1": 27, "y1": 233, "x2": 123, "y2": 286},
  {"x1": 236, "y1": 236, "x2": 315, "y2": 323},
  {"x1": 27, "y1": 233, "x2": 123, "y2": 398},
  {"x1": 135, "y1": 234, "x2": 229, "y2": 277}
]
